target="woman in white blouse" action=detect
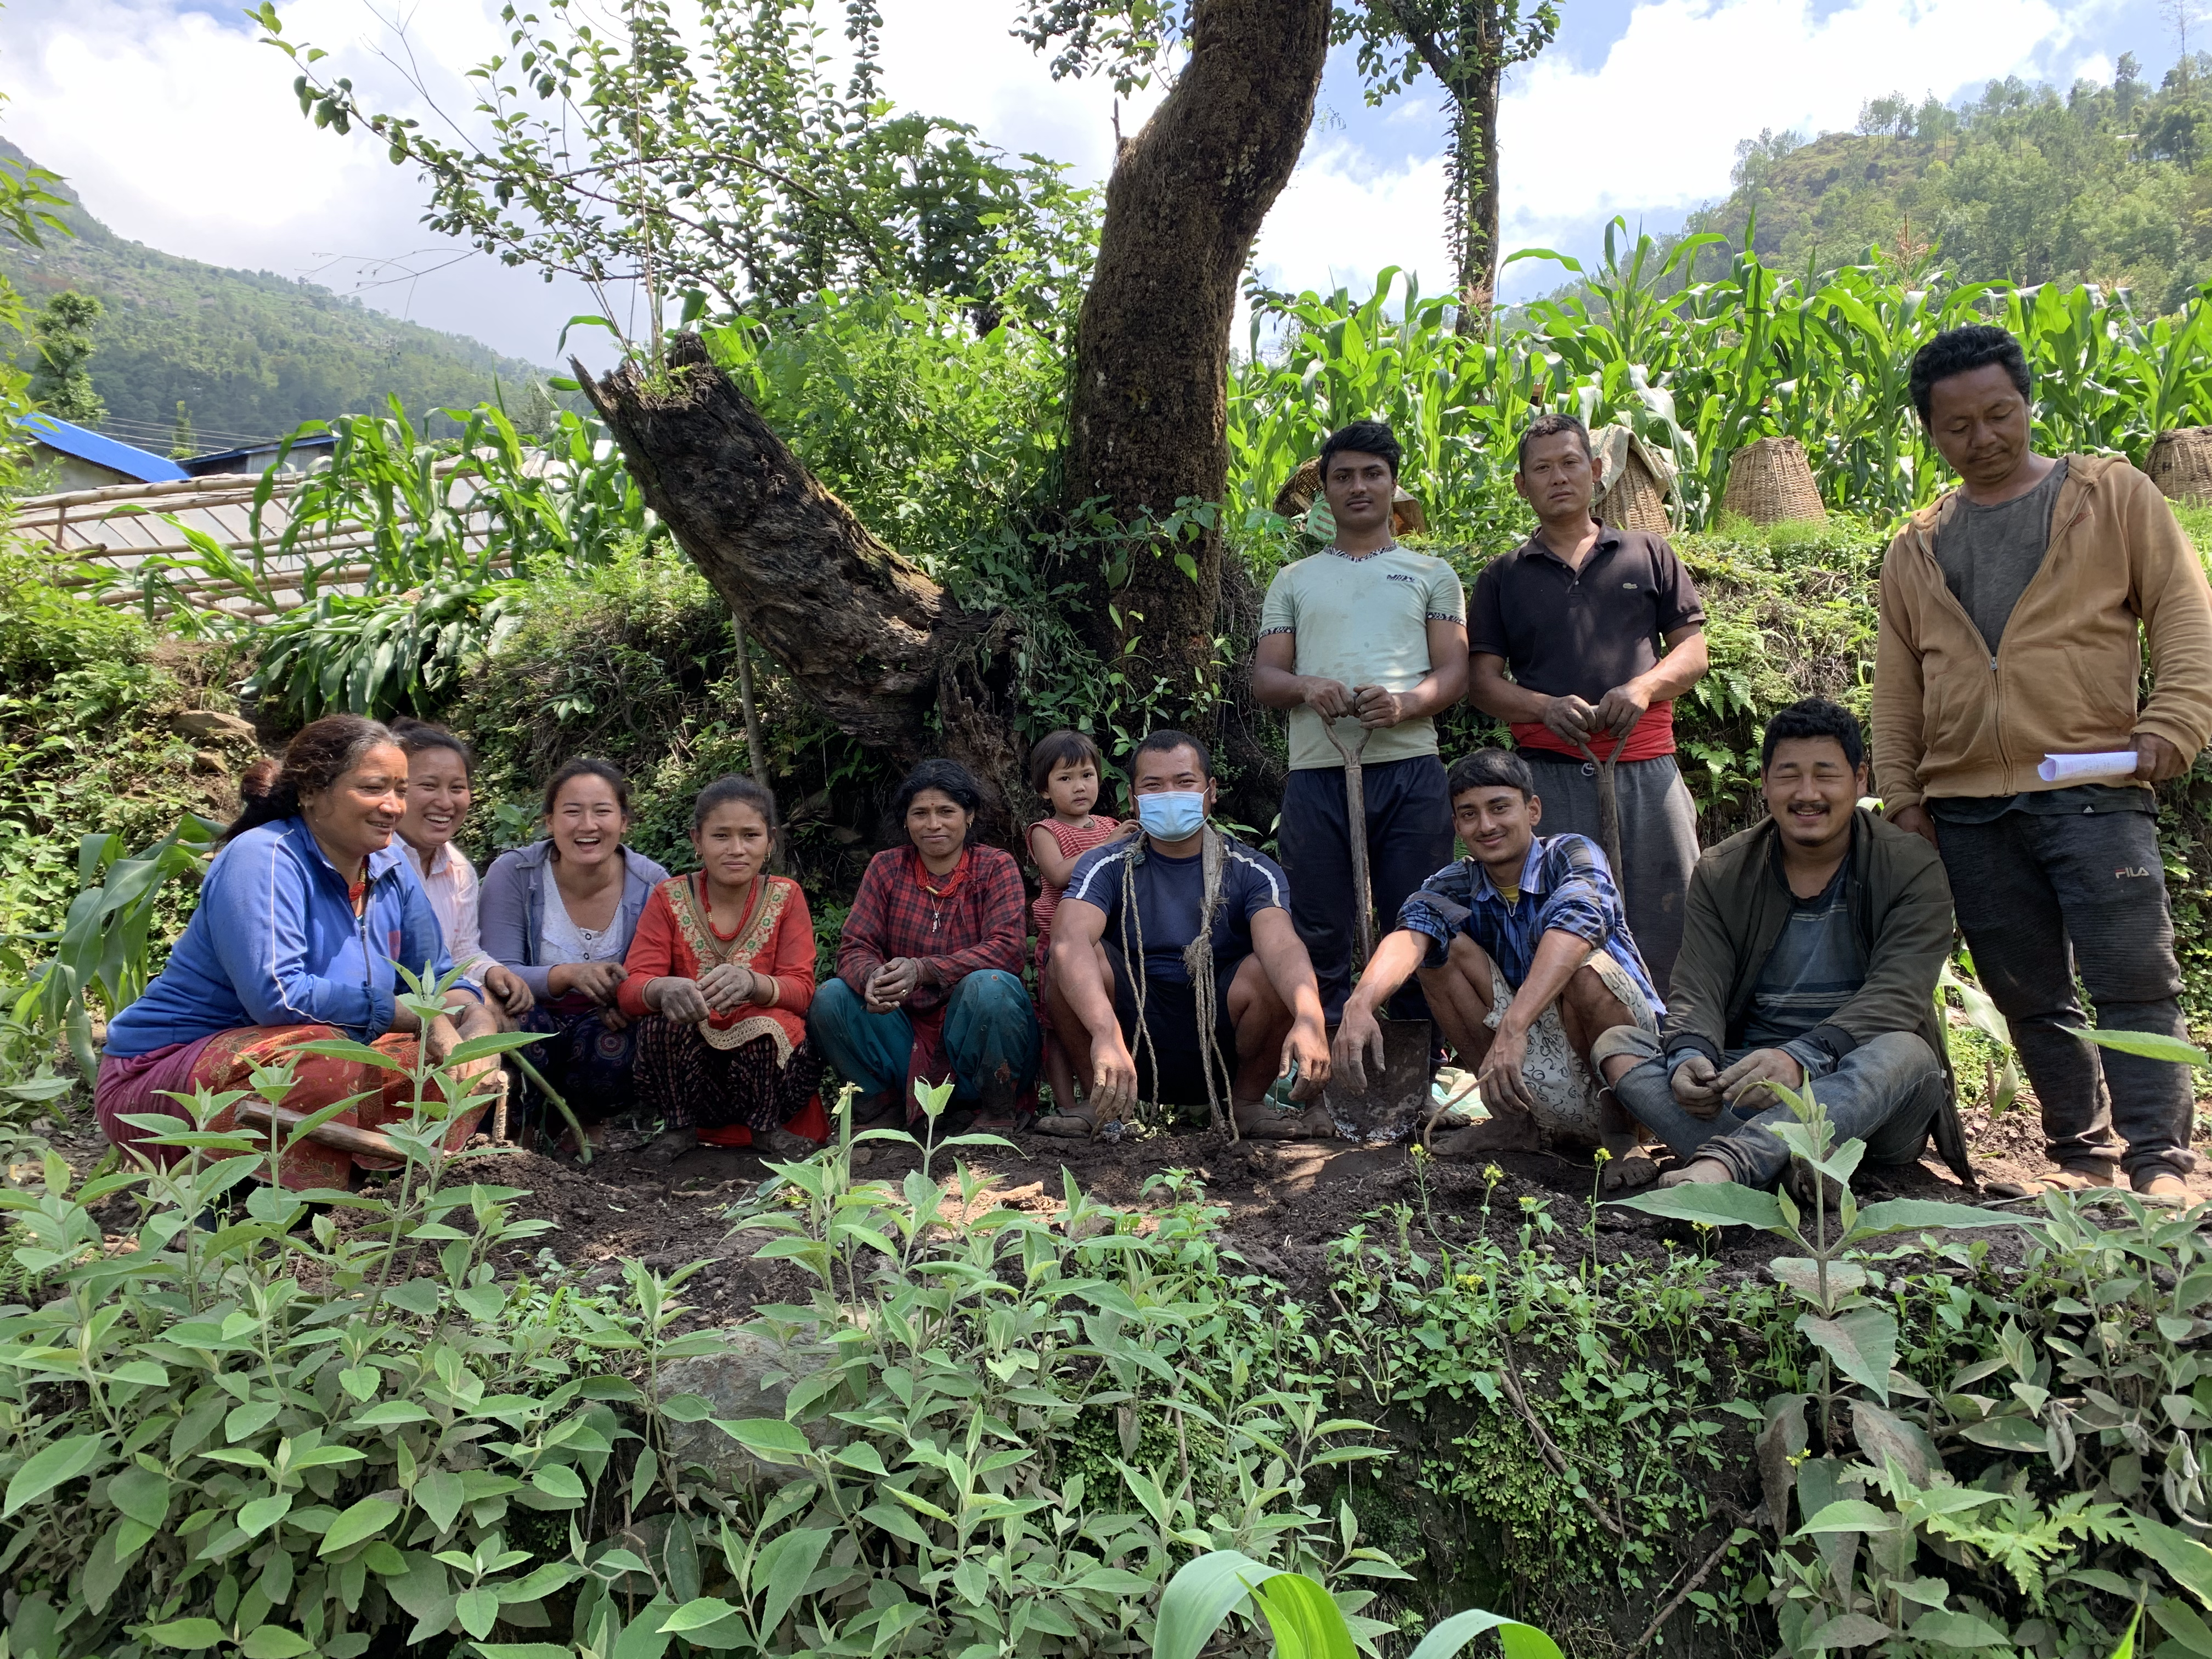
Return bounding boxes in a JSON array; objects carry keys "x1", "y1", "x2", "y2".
[
  {"x1": 391, "y1": 720, "x2": 533, "y2": 1019},
  {"x1": 478, "y1": 757, "x2": 669, "y2": 1143}
]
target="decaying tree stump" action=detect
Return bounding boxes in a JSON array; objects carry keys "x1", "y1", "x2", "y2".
[{"x1": 574, "y1": 337, "x2": 1024, "y2": 822}]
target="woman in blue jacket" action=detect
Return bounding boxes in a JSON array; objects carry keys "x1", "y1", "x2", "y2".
[
  {"x1": 477, "y1": 758, "x2": 667, "y2": 1149},
  {"x1": 97, "y1": 715, "x2": 499, "y2": 1190}
]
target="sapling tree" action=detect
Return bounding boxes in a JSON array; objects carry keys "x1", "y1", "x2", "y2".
[{"x1": 1613, "y1": 1052, "x2": 2212, "y2": 1656}]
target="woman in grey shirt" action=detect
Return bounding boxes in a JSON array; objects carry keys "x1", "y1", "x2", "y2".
[{"x1": 479, "y1": 758, "x2": 668, "y2": 1149}]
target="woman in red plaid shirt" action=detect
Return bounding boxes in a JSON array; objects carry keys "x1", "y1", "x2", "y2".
[{"x1": 806, "y1": 760, "x2": 1040, "y2": 1130}]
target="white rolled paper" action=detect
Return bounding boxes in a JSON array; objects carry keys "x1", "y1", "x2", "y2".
[{"x1": 2038, "y1": 751, "x2": 2139, "y2": 784}]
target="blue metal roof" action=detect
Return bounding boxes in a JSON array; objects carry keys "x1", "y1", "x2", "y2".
[{"x1": 21, "y1": 413, "x2": 189, "y2": 483}]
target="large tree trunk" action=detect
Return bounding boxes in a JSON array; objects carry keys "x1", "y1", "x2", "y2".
[
  {"x1": 573, "y1": 336, "x2": 1023, "y2": 822},
  {"x1": 1063, "y1": 0, "x2": 1331, "y2": 709}
]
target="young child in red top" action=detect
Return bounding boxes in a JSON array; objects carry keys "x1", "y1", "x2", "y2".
[
  {"x1": 1025, "y1": 731, "x2": 1125, "y2": 1116},
  {"x1": 619, "y1": 776, "x2": 826, "y2": 1159}
]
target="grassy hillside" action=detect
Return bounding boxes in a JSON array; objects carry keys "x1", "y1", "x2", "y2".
[
  {"x1": 1678, "y1": 54, "x2": 2212, "y2": 307},
  {"x1": 0, "y1": 139, "x2": 554, "y2": 449}
]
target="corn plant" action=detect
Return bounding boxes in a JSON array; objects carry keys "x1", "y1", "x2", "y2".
[
  {"x1": 115, "y1": 398, "x2": 657, "y2": 722},
  {"x1": 7, "y1": 815, "x2": 220, "y2": 1081},
  {"x1": 1233, "y1": 229, "x2": 2212, "y2": 540}
]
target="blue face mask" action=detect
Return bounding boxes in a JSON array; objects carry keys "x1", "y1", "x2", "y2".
[{"x1": 1136, "y1": 790, "x2": 1206, "y2": 842}]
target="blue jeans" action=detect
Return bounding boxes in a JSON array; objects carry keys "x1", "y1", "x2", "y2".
[
  {"x1": 806, "y1": 969, "x2": 1040, "y2": 1119},
  {"x1": 1607, "y1": 1029, "x2": 1944, "y2": 1189}
]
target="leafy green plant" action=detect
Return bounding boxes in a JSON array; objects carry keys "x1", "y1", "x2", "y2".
[
  {"x1": 1616, "y1": 1072, "x2": 2212, "y2": 1656},
  {"x1": 623, "y1": 1078, "x2": 1406, "y2": 1657},
  {"x1": 0, "y1": 967, "x2": 704, "y2": 1658}
]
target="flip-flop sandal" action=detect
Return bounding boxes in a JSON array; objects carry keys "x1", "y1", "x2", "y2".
[
  {"x1": 1984, "y1": 1165, "x2": 2121, "y2": 1200},
  {"x1": 2136, "y1": 1175, "x2": 2192, "y2": 1209},
  {"x1": 1600, "y1": 1153, "x2": 1661, "y2": 1193}
]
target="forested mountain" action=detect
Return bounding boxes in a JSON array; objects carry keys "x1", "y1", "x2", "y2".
[
  {"x1": 1678, "y1": 54, "x2": 2211, "y2": 308},
  {"x1": 0, "y1": 139, "x2": 554, "y2": 450}
]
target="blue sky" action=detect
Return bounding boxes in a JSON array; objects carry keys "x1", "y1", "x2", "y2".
[{"x1": 0, "y1": 0, "x2": 2176, "y2": 366}]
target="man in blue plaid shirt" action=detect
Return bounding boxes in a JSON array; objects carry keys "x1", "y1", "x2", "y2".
[{"x1": 1334, "y1": 747, "x2": 1662, "y2": 1159}]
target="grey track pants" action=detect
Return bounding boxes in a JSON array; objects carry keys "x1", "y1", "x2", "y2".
[{"x1": 1520, "y1": 751, "x2": 1699, "y2": 1001}]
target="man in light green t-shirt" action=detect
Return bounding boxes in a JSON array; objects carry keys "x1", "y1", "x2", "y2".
[{"x1": 1252, "y1": 419, "x2": 1469, "y2": 1022}]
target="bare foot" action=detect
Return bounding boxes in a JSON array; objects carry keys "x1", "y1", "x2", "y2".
[
  {"x1": 1429, "y1": 1114, "x2": 1542, "y2": 1159},
  {"x1": 1233, "y1": 1099, "x2": 1338, "y2": 1140},
  {"x1": 764, "y1": 1128, "x2": 821, "y2": 1161},
  {"x1": 1601, "y1": 1153, "x2": 1660, "y2": 1193},
  {"x1": 1658, "y1": 1156, "x2": 1733, "y2": 1188}
]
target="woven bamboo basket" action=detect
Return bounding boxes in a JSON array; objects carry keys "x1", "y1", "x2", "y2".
[
  {"x1": 1722, "y1": 436, "x2": 1826, "y2": 524},
  {"x1": 1272, "y1": 456, "x2": 1428, "y2": 536},
  {"x1": 2147, "y1": 428, "x2": 2212, "y2": 504},
  {"x1": 1596, "y1": 445, "x2": 1673, "y2": 533}
]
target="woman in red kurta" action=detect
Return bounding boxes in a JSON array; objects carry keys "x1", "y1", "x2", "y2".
[{"x1": 619, "y1": 778, "x2": 827, "y2": 1156}]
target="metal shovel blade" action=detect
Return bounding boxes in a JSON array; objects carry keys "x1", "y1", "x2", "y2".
[{"x1": 1324, "y1": 1017, "x2": 1432, "y2": 1142}]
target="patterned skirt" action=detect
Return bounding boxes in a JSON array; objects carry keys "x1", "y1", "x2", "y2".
[
  {"x1": 634, "y1": 1015, "x2": 823, "y2": 1139},
  {"x1": 94, "y1": 1024, "x2": 492, "y2": 1192},
  {"x1": 516, "y1": 995, "x2": 639, "y2": 1125}
]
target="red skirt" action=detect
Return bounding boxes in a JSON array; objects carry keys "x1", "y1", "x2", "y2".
[{"x1": 95, "y1": 1025, "x2": 493, "y2": 1192}]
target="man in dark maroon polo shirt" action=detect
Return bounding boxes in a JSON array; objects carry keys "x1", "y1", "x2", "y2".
[{"x1": 1466, "y1": 413, "x2": 1710, "y2": 993}]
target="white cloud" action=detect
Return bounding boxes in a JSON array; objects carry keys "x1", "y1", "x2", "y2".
[
  {"x1": 2, "y1": 0, "x2": 594, "y2": 364},
  {"x1": 0, "y1": 0, "x2": 2142, "y2": 362},
  {"x1": 1491, "y1": 0, "x2": 2120, "y2": 294},
  {"x1": 1250, "y1": 139, "x2": 1453, "y2": 305}
]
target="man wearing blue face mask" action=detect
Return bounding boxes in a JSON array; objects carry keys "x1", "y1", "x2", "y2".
[{"x1": 1036, "y1": 730, "x2": 1335, "y2": 1139}]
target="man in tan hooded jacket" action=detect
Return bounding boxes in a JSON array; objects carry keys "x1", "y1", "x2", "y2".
[{"x1": 1874, "y1": 324, "x2": 2212, "y2": 1201}]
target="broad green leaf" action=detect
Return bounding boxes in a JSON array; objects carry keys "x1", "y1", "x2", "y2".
[
  {"x1": 470, "y1": 1649, "x2": 576, "y2": 1659},
  {"x1": 1906, "y1": 1609, "x2": 2011, "y2": 1646},
  {"x1": 710, "y1": 1417, "x2": 810, "y2": 1464},
  {"x1": 238, "y1": 1491, "x2": 294, "y2": 1537},
  {"x1": 2061, "y1": 1025, "x2": 2209, "y2": 1067},
  {"x1": 1607, "y1": 1182, "x2": 1787, "y2": 1231},
  {"x1": 1409, "y1": 1609, "x2": 1567, "y2": 1659},
  {"x1": 109, "y1": 1463, "x2": 171, "y2": 1527},
  {"x1": 318, "y1": 1494, "x2": 403, "y2": 1556},
  {"x1": 240, "y1": 1629, "x2": 314, "y2": 1659},
  {"x1": 1803, "y1": 1612, "x2": 1897, "y2": 1647},
  {"x1": 417, "y1": 1469, "x2": 466, "y2": 1533},
  {"x1": 1961, "y1": 1415, "x2": 2048, "y2": 1455},
  {"x1": 143, "y1": 1619, "x2": 226, "y2": 1650},
  {"x1": 1798, "y1": 1498, "x2": 1892, "y2": 1535},
  {"x1": 2130, "y1": 1513, "x2": 2212, "y2": 1607},
  {"x1": 531, "y1": 1464, "x2": 586, "y2": 1503},
  {"x1": 659, "y1": 1598, "x2": 740, "y2": 1633},
  {"x1": 4, "y1": 1431, "x2": 106, "y2": 1516},
  {"x1": 1154, "y1": 1549, "x2": 1284, "y2": 1659},
  {"x1": 1249, "y1": 1571, "x2": 1357, "y2": 1659},
  {"x1": 612, "y1": 1596, "x2": 678, "y2": 1659},
  {"x1": 1849, "y1": 1199, "x2": 2022, "y2": 1238},
  {"x1": 1797, "y1": 1307, "x2": 1898, "y2": 1403},
  {"x1": 456, "y1": 1586, "x2": 502, "y2": 1639},
  {"x1": 757, "y1": 1526, "x2": 832, "y2": 1639}
]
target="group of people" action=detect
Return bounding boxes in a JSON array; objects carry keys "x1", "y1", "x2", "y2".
[{"x1": 93, "y1": 319, "x2": 2212, "y2": 1204}]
